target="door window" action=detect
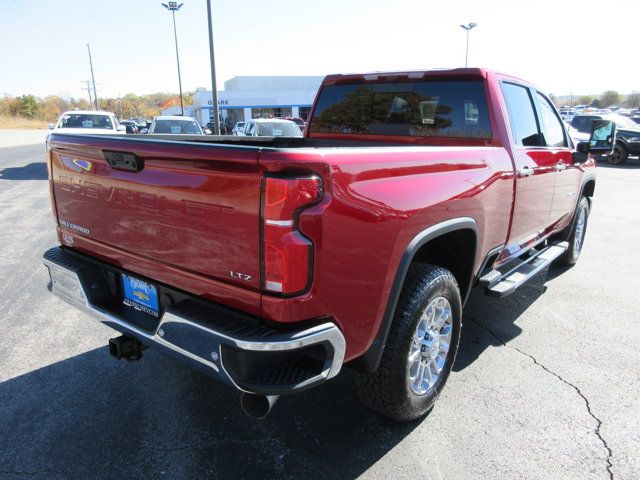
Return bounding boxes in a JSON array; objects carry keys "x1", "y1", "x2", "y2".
[
  {"x1": 535, "y1": 93, "x2": 567, "y2": 147},
  {"x1": 501, "y1": 82, "x2": 541, "y2": 147}
]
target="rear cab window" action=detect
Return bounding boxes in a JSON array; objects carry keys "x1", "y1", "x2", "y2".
[
  {"x1": 58, "y1": 114, "x2": 114, "y2": 130},
  {"x1": 309, "y1": 80, "x2": 492, "y2": 141},
  {"x1": 500, "y1": 82, "x2": 542, "y2": 147}
]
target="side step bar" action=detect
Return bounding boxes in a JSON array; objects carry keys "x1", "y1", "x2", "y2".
[{"x1": 481, "y1": 242, "x2": 568, "y2": 298}]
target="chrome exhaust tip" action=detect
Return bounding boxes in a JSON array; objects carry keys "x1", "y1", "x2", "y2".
[{"x1": 240, "y1": 393, "x2": 279, "y2": 419}]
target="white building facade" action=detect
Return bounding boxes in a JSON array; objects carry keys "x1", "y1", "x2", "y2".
[{"x1": 163, "y1": 76, "x2": 324, "y2": 130}]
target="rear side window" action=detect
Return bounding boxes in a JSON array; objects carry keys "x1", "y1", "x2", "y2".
[
  {"x1": 501, "y1": 82, "x2": 541, "y2": 147},
  {"x1": 309, "y1": 80, "x2": 492, "y2": 139},
  {"x1": 154, "y1": 119, "x2": 201, "y2": 134}
]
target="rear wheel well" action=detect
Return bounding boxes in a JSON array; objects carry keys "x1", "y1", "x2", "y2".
[{"x1": 410, "y1": 228, "x2": 476, "y2": 300}]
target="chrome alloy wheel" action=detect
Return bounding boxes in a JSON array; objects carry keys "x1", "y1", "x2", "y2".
[
  {"x1": 573, "y1": 205, "x2": 587, "y2": 257},
  {"x1": 408, "y1": 296, "x2": 453, "y2": 396}
]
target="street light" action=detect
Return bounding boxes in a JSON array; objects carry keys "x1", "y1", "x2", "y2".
[
  {"x1": 459, "y1": 22, "x2": 477, "y2": 68},
  {"x1": 206, "y1": 0, "x2": 220, "y2": 135},
  {"x1": 162, "y1": 2, "x2": 185, "y2": 115}
]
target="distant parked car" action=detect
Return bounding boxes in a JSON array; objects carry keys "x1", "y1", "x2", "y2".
[
  {"x1": 148, "y1": 116, "x2": 204, "y2": 134},
  {"x1": 129, "y1": 117, "x2": 147, "y2": 126},
  {"x1": 241, "y1": 118, "x2": 303, "y2": 138},
  {"x1": 119, "y1": 120, "x2": 139, "y2": 134},
  {"x1": 564, "y1": 121, "x2": 589, "y2": 146},
  {"x1": 232, "y1": 121, "x2": 246, "y2": 136},
  {"x1": 571, "y1": 113, "x2": 640, "y2": 164},
  {"x1": 49, "y1": 111, "x2": 126, "y2": 135},
  {"x1": 205, "y1": 122, "x2": 230, "y2": 135},
  {"x1": 281, "y1": 117, "x2": 306, "y2": 131}
]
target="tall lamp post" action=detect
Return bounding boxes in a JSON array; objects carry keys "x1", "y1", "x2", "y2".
[
  {"x1": 162, "y1": 2, "x2": 185, "y2": 115},
  {"x1": 459, "y1": 22, "x2": 477, "y2": 68},
  {"x1": 206, "y1": 0, "x2": 220, "y2": 135}
]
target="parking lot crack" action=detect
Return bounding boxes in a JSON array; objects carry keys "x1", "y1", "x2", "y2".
[{"x1": 468, "y1": 318, "x2": 614, "y2": 480}]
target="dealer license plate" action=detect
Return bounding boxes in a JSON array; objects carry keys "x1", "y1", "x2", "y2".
[{"x1": 121, "y1": 274, "x2": 159, "y2": 317}]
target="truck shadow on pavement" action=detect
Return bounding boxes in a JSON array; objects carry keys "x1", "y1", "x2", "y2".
[
  {"x1": 454, "y1": 267, "x2": 554, "y2": 372},
  {"x1": 0, "y1": 162, "x2": 47, "y2": 180},
  {"x1": 0, "y1": 344, "x2": 419, "y2": 479}
]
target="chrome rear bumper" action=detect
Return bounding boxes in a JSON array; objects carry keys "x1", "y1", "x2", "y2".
[{"x1": 43, "y1": 247, "x2": 345, "y2": 395}]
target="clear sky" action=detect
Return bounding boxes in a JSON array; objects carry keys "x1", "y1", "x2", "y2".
[{"x1": 1, "y1": 0, "x2": 637, "y2": 100}]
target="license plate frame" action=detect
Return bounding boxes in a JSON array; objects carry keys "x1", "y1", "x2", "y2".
[{"x1": 121, "y1": 273, "x2": 160, "y2": 317}]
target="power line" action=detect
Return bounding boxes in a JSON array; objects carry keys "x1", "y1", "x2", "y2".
[{"x1": 9, "y1": 0, "x2": 85, "y2": 64}]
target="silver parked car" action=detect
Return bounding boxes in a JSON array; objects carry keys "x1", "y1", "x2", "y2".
[{"x1": 241, "y1": 119, "x2": 303, "y2": 138}]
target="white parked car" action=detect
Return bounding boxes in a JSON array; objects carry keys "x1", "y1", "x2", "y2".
[
  {"x1": 232, "y1": 121, "x2": 246, "y2": 135},
  {"x1": 564, "y1": 121, "x2": 589, "y2": 147},
  {"x1": 241, "y1": 118, "x2": 303, "y2": 138},
  {"x1": 148, "y1": 116, "x2": 204, "y2": 135},
  {"x1": 49, "y1": 111, "x2": 125, "y2": 135}
]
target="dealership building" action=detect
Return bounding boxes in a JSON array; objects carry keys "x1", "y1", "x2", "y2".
[{"x1": 162, "y1": 76, "x2": 324, "y2": 129}]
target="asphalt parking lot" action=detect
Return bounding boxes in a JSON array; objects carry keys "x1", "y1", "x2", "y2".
[{"x1": 0, "y1": 143, "x2": 638, "y2": 480}]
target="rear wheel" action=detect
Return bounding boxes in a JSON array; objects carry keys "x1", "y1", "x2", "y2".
[
  {"x1": 354, "y1": 264, "x2": 462, "y2": 422},
  {"x1": 608, "y1": 142, "x2": 628, "y2": 165},
  {"x1": 556, "y1": 196, "x2": 590, "y2": 266}
]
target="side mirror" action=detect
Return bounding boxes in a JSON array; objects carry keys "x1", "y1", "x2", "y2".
[
  {"x1": 588, "y1": 120, "x2": 616, "y2": 154},
  {"x1": 117, "y1": 125, "x2": 127, "y2": 132},
  {"x1": 573, "y1": 120, "x2": 616, "y2": 163},
  {"x1": 48, "y1": 123, "x2": 55, "y2": 130}
]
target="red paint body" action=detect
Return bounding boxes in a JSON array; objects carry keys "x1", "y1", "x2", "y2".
[{"x1": 47, "y1": 69, "x2": 595, "y2": 362}]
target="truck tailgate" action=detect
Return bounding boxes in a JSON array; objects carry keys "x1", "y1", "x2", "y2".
[{"x1": 48, "y1": 134, "x2": 262, "y2": 303}]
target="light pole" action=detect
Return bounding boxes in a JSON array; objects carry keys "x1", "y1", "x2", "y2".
[
  {"x1": 459, "y1": 22, "x2": 477, "y2": 68},
  {"x1": 162, "y1": 2, "x2": 184, "y2": 115},
  {"x1": 206, "y1": 0, "x2": 220, "y2": 134}
]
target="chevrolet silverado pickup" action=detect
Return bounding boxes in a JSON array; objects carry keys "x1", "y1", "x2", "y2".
[{"x1": 43, "y1": 68, "x2": 615, "y2": 421}]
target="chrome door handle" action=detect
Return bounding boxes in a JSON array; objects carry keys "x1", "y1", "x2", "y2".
[
  {"x1": 518, "y1": 166, "x2": 534, "y2": 177},
  {"x1": 555, "y1": 162, "x2": 567, "y2": 171}
]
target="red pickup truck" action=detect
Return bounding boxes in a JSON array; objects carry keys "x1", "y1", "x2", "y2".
[{"x1": 43, "y1": 68, "x2": 615, "y2": 421}]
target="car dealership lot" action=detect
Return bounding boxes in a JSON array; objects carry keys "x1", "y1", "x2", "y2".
[{"x1": 0, "y1": 143, "x2": 638, "y2": 480}]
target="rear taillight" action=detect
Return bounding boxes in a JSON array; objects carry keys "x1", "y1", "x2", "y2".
[{"x1": 262, "y1": 176, "x2": 322, "y2": 295}]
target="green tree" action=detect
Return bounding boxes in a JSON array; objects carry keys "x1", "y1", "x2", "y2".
[
  {"x1": 577, "y1": 95, "x2": 595, "y2": 106},
  {"x1": 600, "y1": 90, "x2": 621, "y2": 108},
  {"x1": 17, "y1": 95, "x2": 39, "y2": 118}
]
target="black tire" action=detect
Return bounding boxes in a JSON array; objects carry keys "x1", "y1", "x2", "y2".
[
  {"x1": 608, "y1": 142, "x2": 628, "y2": 165},
  {"x1": 354, "y1": 264, "x2": 462, "y2": 422},
  {"x1": 556, "y1": 196, "x2": 590, "y2": 266}
]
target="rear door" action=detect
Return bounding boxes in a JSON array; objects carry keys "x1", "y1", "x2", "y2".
[
  {"x1": 501, "y1": 82, "x2": 556, "y2": 251},
  {"x1": 49, "y1": 135, "x2": 263, "y2": 293}
]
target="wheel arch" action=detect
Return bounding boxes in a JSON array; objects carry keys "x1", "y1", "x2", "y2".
[
  {"x1": 582, "y1": 176, "x2": 596, "y2": 199},
  {"x1": 349, "y1": 217, "x2": 478, "y2": 373}
]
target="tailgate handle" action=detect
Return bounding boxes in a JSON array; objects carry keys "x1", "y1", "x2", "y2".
[{"x1": 103, "y1": 150, "x2": 144, "y2": 172}]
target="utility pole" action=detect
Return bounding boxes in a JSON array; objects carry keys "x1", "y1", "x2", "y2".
[
  {"x1": 81, "y1": 80, "x2": 94, "y2": 108},
  {"x1": 206, "y1": 0, "x2": 221, "y2": 134},
  {"x1": 87, "y1": 44, "x2": 98, "y2": 110},
  {"x1": 459, "y1": 23, "x2": 477, "y2": 68},
  {"x1": 162, "y1": 2, "x2": 185, "y2": 116}
]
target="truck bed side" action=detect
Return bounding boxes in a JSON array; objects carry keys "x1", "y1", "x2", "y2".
[{"x1": 257, "y1": 145, "x2": 514, "y2": 360}]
